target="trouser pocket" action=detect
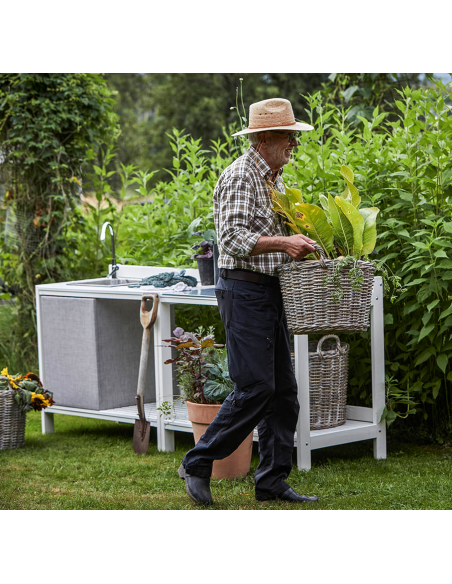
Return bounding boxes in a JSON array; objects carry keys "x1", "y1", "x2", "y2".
[{"x1": 226, "y1": 324, "x2": 274, "y2": 390}]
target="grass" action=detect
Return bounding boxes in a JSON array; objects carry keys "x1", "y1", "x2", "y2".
[{"x1": 1, "y1": 411, "x2": 451, "y2": 510}]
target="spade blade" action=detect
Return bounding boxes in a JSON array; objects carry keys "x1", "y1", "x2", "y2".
[{"x1": 133, "y1": 419, "x2": 151, "y2": 455}]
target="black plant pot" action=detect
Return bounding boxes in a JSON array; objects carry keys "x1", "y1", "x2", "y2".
[
  {"x1": 196, "y1": 257, "x2": 214, "y2": 285},
  {"x1": 213, "y1": 244, "x2": 220, "y2": 285}
]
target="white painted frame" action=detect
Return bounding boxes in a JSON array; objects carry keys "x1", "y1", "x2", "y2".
[{"x1": 37, "y1": 270, "x2": 386, "y2": 471}]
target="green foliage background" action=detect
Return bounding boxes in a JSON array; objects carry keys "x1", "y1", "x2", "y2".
[
  {"x1": 1, "y1": 72, "x2": 451, "y2": 441},
  {"x1": 0, "y1": 73, "x2": 119, "y2": 364}
]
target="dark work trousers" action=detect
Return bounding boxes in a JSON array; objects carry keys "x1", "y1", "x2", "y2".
[{"x1": 182, "y1": 275, "x2": 300, "y2": 498}]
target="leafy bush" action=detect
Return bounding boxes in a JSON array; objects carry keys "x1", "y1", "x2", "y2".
[
  {"x1": 286, "y1": 78, "x2": 452, "y2": 434},
  {"x1": 0, "y1": 73, "x2": 119, "y2": 335}
]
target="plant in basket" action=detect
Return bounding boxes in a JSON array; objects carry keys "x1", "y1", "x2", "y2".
[
  {"x1": 0, "y1": 367, "x2": 54, "y2": 450},
  {"x1": 162, "y1": 327, "x2": 252, "y2": 479},
  {"x1": 270, "y1": 165, "x2": 404, "y2": 334},
  {"x1": 271, "y1": 164, "x2": 403, "y2": 302}
]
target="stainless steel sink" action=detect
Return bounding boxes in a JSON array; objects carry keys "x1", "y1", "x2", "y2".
[{"x1": 69, "y1": 278, "x2": 141, "y2": 287}]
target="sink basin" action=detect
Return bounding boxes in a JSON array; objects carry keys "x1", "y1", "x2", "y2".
[{"x1": 69, "y1": 278, "x2": 141, "y2": 287}]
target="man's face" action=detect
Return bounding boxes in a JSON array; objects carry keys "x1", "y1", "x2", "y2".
[{"x1": 264, "y1": 131, "x2": 299, "y2": 170}]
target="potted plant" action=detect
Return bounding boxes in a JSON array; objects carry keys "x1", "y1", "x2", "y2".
[
  {"x1": 191, "y1": 231, "x2": 214, "y2": 285},
  {"x1": 0, "y1": 367, "x2": 54, "y2": 449},
  {"x1": 163, "y1": 326, "x2": 253, "y2": 479}
]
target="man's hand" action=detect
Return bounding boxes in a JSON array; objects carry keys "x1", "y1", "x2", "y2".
[
  {"x1": 284, "y1": 234, "x2": 317, "y2": 260},
  {"x1": 250, "y1": 234, "x2": 318, "y2": 259}
]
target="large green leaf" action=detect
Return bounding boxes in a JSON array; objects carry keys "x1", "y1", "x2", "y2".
[
  {"x1": 203, "y1": 379, "x2": 232, "y2": 401},
  {"x1": 335, "y1": 196, "x2": 364, "y2": 257},
  {"x1": 284, "y1": 186, "x2": 302, "y2": 204},
  {"x1": 272, "y1": 189, "x2": 291, "y2": 212},
  {"x1": 294, "y1": 203, "x2": 334, "y2": 255},
  {"x1": 328, "y1": 193, "x2": 353, "y2": 255},
  {"x1": 359, "y1": 207, "x2": 379, "y2": 255},
  {"x1": 340, "y1": 165, "x2": 361, "y2": 208},
  {"x1": 319, "y1": 194, "x2": 329, "y2": 212}
]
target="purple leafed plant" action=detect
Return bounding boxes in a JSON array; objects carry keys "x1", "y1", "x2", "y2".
[
  {"x1": 162, "y1": 327, "x2": 224, "y2": 404},
  {"x1": 191, "y1": 231, "x2": 214, "y2": 259}
]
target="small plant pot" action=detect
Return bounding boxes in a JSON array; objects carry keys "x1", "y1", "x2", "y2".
[
  {"x1": 186, "y1": 401, "x2": 253, "y2": 479},
  {"x1": 196, "y1": 257, "x2": 214, "y2": 286}
]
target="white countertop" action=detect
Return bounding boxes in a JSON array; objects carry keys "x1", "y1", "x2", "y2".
[{"x1": 36, "y1": 264, "x2": 218, "y2": 305}]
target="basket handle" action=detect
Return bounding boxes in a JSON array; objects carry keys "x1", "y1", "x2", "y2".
[
  {"x1": 292, "y1": 243, "x2": 327, "y2": 270},
  {"x1": 317, "y1": 335, "x2": 349, "y2": 359},
  {"x1": 0, "y1": 375, "x2": 13, "y2": 390}
]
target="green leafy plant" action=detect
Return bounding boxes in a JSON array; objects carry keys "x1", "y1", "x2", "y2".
[
  {"x1": 380, "y1": 374, "x2": 418, "y2": 427},
  {"x1": 162, "y1": 326, "x2": 229, "y2": 405},
  {"x1": 203, "y1": 348, "x2": 234, "y2": 401},
  {"x1": 270, "y1": 164, "x2": 379, "y2": 260}
]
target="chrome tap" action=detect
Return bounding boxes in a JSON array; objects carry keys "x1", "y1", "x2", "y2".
[{"x1": 100, "y1": 221, "x2": 119, "y2": 279}]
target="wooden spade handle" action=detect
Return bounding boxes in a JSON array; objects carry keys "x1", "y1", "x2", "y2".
[{"x1": 140, "y1": 293, "x2": 159, "y2": 330}]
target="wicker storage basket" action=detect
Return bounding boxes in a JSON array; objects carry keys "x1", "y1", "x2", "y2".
[
  {"x1": 278, "y1": 246, "x2": 375, "y2": 335},
  {"x1": 0, "y1": 386, "x2": 26, "y2": 450},
  {"x1": 291, "y1": 335, "x2": 350, "y2": 430}
]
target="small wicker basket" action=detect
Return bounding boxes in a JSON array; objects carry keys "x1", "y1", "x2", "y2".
[
  {"x1": 292, "y1": 335, "x2": 350, "y2": 430},
  {"x1": 278, "y1": 245, "x2": 375, "y2": 334},
  {"x1": 0, "y1": 379, "x2": 26, "y2": 450}
]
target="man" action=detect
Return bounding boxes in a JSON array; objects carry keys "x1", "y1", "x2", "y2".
[{"x1": 178, "y1": 98, "x2": 319, "y2": 505}]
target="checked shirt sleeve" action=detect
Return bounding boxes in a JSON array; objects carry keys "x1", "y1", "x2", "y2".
[{"x1": 217, "y1": 175, "x2": 261, "y2": 258}]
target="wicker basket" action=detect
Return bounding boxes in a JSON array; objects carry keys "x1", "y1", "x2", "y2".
[
  {"x1": 291, "y1": 335, "x2": 349, "y2": 430},
  {"x1": 0, "y1": 384, "x2": 26, "y2": 450},
  {"x1": 278, "y1": 246, "x2": 375, "y2": 334}
]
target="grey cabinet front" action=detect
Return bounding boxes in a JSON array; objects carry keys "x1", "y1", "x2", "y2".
[{"x1": 40, "y1": 296, "x2": 155, "y2": 410}]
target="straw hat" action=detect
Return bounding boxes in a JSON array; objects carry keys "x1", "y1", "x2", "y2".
[{"x1": 231, "y1": 98, "x2": 313, "y2": 136}]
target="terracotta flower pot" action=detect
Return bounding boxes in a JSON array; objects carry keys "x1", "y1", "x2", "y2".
[{"x1": 186, "y1": 401, "x2": 253, "y2": 479}]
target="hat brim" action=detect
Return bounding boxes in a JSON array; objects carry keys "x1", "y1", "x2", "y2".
[{"x1": 231, "y1": 121, "x2": 314, "y2": 137}]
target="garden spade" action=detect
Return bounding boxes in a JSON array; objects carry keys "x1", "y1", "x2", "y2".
[{"x1": 133, "y1": 293, "x2": 159, "y2": 455}]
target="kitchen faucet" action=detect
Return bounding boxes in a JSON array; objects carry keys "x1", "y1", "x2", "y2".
[{"x1": 100, "y1": 221, "x2": 119, "y2": 279}]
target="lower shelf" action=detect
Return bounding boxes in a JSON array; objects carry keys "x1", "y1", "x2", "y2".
[
  {"x1": 45, "y1": 403, "x2": 159, "y2": 426},
  {"x1": 45, "y1": 401, "x2": 380, "y2": 448}
]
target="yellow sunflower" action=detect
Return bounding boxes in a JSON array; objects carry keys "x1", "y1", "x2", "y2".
[{"x1": 1, "y1": 367, "x2": 20, "y2": 388}]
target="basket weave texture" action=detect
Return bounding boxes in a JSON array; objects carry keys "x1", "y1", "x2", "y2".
[
  {"x1": 292, "y1": 335, "x2": 349, "y2": 430},
  {"x1": 0, "y1": 389, "x2": 26, "y2": 450},
  {"x1": 278, "y1": 249, "x2": 375, "y2": 335}
]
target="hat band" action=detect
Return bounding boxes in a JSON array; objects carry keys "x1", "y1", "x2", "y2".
[{"x1": 248, "y1": 119, "x2": 297, "y2": 130}]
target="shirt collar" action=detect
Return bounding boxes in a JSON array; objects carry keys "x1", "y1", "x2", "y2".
[{"x1": 248, "y1": 146, "x2": 283, "y2": 182}]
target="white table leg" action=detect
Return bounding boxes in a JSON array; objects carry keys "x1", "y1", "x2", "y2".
[
  {"x1": 295, "y1": 335, "x2": 311, "y2": 471},
  {"x1": 41, "y1": 410, "x2": 54, "y2": 434},
  {"x1": 154, "y1": 301, "x2": 175, "y2": 452},
  {"x1": 371, "y1": 277, "x2": 387, "y2": 460}
]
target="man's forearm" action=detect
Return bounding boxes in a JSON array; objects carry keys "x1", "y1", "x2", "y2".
[{"x1": 250, "y1": 236, "x2": 287, "y2": 256}]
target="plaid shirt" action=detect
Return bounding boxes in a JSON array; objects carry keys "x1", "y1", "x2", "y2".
[{"x1": 213, "y1": 146, "x2": 290, "y2": 276}]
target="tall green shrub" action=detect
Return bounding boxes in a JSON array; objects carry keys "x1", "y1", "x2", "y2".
[
  {"x1": 286, "y1": 78, "x2": 452, "y2": 436},
  {"x1": 0, "y1": 74, "x2": 119, "y2": 369}
]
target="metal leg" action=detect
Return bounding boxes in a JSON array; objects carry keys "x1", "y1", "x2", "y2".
[
  {"x1": 154, "y1": 301, "x2": 175, "y2": 452},
  {"x1": 295, "y1": 335, "x2": 311, "y2": 471},
  {"x1": 371, "y1": 276, "x2": 387, "y2": 460},
  {"x1": 41, "y1": 410, "x2": 55, "y2": 434}
]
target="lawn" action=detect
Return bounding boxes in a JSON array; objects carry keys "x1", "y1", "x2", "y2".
[{"x1": 1, "y1": 411, "x2": 451, "y2": 510}]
